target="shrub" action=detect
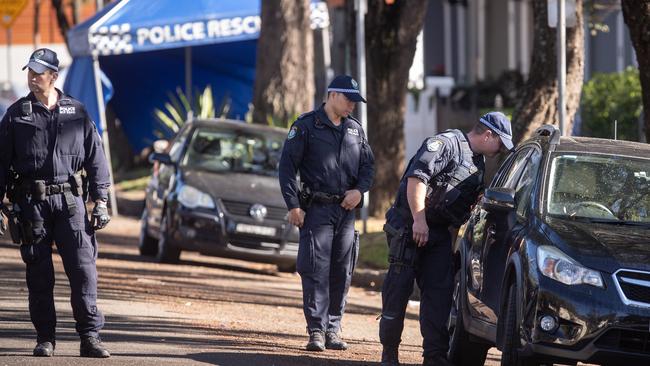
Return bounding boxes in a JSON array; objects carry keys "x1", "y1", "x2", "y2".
[{"x1": 581, "y1": 67, "x2": 642, "y2": 141}]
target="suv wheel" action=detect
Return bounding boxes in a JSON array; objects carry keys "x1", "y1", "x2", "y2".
[
  {"x1": 448, "y1": 268, "x2": 490, "y2": 366},
  {"x1": 139, "y1": 208, "x2": 159, "y2": 256},
  {"x1": 501, "y1": 283, "x2": 540, "y2": 366},
  {"x1": 156, "y1": 214, "x2": 181, "y2": 264}
]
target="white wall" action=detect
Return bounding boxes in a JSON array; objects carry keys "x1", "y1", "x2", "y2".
[
  {"x1": 404, "y1": 76, "x2": 454, "y2": 161},
  {"x1": 0, "y1": 43, "x2": 71, "y2": 98}
]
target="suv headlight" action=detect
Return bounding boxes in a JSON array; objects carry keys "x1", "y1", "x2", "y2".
[
  {"x1": 537, "y1": 245, "x2": 604, "y2": 288},
  {"x1": 178, "y1": 185, "x2": 215, "y2": 209}
]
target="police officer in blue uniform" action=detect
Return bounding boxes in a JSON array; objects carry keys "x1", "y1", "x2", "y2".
[
  {"x1": 279, "y1": 75, "x2": 375, "y2": 352},
  {"x1": 0, "y1": 49, "x2": 111, "y2": 358},
  {"x1": 379, "y1": 112, "x2": 514, "y2": 366}
]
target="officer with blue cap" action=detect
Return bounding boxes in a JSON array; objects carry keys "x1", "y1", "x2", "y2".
[
  {"x1": 279, "y1": 75, "x2": 375, "y2": 352},
  {"x1": 379, "y1": 111, "x2": 513, "y2": 365},
  {"x1": 0, "y1": 48, "x2": 111, "y2": 358}
]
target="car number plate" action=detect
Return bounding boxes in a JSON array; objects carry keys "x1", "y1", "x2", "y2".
[{"x1": 235, "y1": 223, "x2": 277, "y2": 237}]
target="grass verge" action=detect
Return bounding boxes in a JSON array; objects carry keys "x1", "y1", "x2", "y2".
[
  {"x1": 358, "y1": 231, "x2": 389, "y2": 270},
  {"x1": 114, "y1": 167, "x2": 151, "y2": 192}
]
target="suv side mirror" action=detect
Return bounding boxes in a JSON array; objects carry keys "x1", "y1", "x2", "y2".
[
  {"x1": 149, "y1": 152, "x2": 174, "y2": 165},
  {"x1": 482, "y1": 187, "x2": 515, "y2": 212}
]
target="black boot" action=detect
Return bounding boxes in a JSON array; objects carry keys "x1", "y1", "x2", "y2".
[
  {"x1": 80, "y1": 336, "x2": 110, "y2": 358},
  {"x1": 325, "y1": 331, "x2": 348, "y2": 350},
  {"x1": 423, "y1": 353, "x2": 453, "y2": 366},
  {"x1": 33, "y1": 341, "x2": 55, "y2": 357},
  {"x1": 381, "y1": 346, "x2": 399, "y2": 366},
  {"x1": 305, "y1": 330, "x2": 325, "y2": 352}
]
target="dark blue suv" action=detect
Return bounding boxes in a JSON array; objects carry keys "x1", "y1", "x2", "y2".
[{"x1": 449, "y1": 125, "x2": 650, "y2": 366}]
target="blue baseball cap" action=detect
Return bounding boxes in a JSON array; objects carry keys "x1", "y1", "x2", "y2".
[
  {"x1": 327, "y1": 75, "x2": 366, "y2": 103},
  {"x1": 479, "y1": 111, "x2": 514, "y2": 151},
  {"x1": 22, "y1": 48, "x2": 59, "y2": 73}
]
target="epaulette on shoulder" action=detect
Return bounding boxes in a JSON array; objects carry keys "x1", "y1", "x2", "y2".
[
  {"x1": 5, "y1": 97, "x2": 29, "y2": 115},
  {"x1": 347, "y1": 115, "x2": 362, "y2": 126},
  {"x1": 439, "y1": 129, "x2": 459, "y2": 139},
  {"x1": 297, "y1": 111, "x2": 315, "y2": 120}
]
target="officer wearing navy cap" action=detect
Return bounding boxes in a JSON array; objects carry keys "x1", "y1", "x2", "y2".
[
  {"x1": 379, "y1": 112, "x2": 513, "y2": 366},
  {"x1": 279, "y1": 75, "x2": 375, "y2": 352},
  {"x1": 0, "y1": 48, "x2": 111, "y2": 358}
]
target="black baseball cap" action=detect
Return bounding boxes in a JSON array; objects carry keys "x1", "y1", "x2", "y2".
[
  {"x1": 479, "y1": 111, "x2": 514, "y2": 151},
  {"x1": 22, "y1": 48, "x2": 59, "y2": 73},
  {"x1": 327, "y1": 75, "x2": 366, "y2": 103}
]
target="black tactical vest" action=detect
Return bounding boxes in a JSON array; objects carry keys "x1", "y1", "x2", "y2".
[{"x1": 425, "y1": 130, "x2": 485, "y2": 227}]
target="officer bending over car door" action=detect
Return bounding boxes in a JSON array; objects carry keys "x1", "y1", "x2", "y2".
[
  {"x1": 0, "y1": 48, "x2": 111, "y2": 358},
  {"x1": 279, "y1": 75, "x2": 375, "y2": 352},
  {"x1": 379, "y1": 112, "x2": 514, "y2": 366}
]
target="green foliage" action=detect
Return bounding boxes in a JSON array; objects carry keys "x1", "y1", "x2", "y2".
[
  {"x1": 154, "y1": 85, "x2": 231, "y2": 138},
  {"x1": 358, "y1": 232, "x2": 389, "y2": 270},
  {"x1": 581, "y1": 67, "x2": 642, "y2": 141},
  {"x1": 265, "y1": 112, "x2": 301, "y2": 129},
  {"x1": 114, "y1": 167, "x2": 152, "y2": 192}
]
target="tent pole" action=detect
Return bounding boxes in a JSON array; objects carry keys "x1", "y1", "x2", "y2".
[
  {"x1": 355, "y1": 0, "x2": 368, "y2": 233},
  {"x1": 185, "y1": 46, "x2": 192, "y2": 110},
  {"x1": 92, "y1": 54, "x2": 119, "y2": 216}
]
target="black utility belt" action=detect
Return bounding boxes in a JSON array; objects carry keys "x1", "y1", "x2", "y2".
[
  {"x1": 23, "y1": 181, "x2": 73, "y2": 197},
  {"x1": 21, "y1": 179, "x2": 81, "y2": 214},
  {"x1": 311, "y1": 192, "x2": 344, "y2": 204}
]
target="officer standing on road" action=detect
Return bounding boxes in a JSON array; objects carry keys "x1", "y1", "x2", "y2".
[
  {"x1": 279, "y1": 75, "x2": 375, "y2": 352},
  {"x1": 379, "y1": 112, "x2": 514, "y2": 366},
  {"x1": 0, "y1": 48, "x2": 112, "y2": 358}
]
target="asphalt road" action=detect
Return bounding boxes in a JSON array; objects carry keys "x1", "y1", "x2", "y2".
[
  {"x1": 0, "y1": 215, "x2": 426, "y2": 365},
  {"x1": 0, "y1": 213, "x2": 591, "y2": 366}
]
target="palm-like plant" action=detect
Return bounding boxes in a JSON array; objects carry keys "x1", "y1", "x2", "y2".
[{"x1": 154, "y1": 85, "x2": 230, "y2": 137}]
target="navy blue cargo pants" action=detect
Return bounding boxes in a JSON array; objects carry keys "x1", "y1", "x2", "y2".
[
  {"x1": 379, "y1": 227, "x2": 453, "y2": 358},
  {"x1": 297, "y1": 203, "x2": 359, "y2": 333},
  {"x1": 17, "y1": 192, "x2": 104, "y2": 343}
]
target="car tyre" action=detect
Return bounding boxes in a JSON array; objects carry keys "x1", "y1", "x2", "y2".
[
  {"x1": 448, "y1": 268, "x2": 490, "y2": 366},
  {"x1": 156, "y1": 214, "x2": 181, "y2": 264},
  {"x1": 501, "y1": 283, "x2": 540, "y2": 366},
  {"x1": 139, "y1": 208, "x2": 159, "y2": 256}
]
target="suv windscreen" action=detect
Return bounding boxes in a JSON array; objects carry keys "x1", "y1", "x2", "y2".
[
  {"x1": 181, "y1": 127, "x2": 284, "y2": 176},
  {"x1": 547, "y1": 153, "x2": 650, "y2": 223}
]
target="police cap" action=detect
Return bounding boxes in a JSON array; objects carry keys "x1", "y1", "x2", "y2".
[
  {"x1": 328, "y1": 75, "x2": 366, "y2": 103},
  {"x1": 22, "y1": 48, "x2": 59, "y2": 73},
  {"x1": 479, "y1": 111, "x2": 514, "y2": 151}
]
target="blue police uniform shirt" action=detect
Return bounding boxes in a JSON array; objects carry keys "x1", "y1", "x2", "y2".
[
  {"x1": 0, "y1": 89, "x2": 111, "y2": 202},
  {"x1": 386, "y1": 130, "x2": 485, "y2": 229},
  {"x1": 279, "y1": 104, "x2": 375, "y2": 209}
]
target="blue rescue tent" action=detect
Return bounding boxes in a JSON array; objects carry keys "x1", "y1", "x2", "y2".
[{"x1": 64, "y1": 0, "x2": 329, "y2": 152}]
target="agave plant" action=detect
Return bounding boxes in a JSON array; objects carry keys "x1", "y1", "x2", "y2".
[{"x1": 154, "y1": 85, "x2": 231, "y2": 138}]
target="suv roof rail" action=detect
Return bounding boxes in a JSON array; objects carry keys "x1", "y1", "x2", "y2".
[{"x1": 534, "y1": 125, "x2": 560, "y2": 144}]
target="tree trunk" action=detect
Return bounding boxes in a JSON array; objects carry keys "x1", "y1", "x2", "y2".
[
  {"x1": 621, "y1": 0, "x2": 650, "y2": 141},
  {"x1": 72, "y1": 0, "x2": 81, "y2": 25},
  {"x1": 33, "y1": 0, "x2": 41, "y2": 48},
  {"x1": 366, "y1": 0, "x2": 428, "y2": 216},
  {"x1": 511, "y1": 0, "x2": 584, "y2": 142},
  {"x1": 51, "y1": 0, "x2": 71, "y2": 52},
  {"x1": 252, "y1": 0, "x2": 314, "y2": 127}
]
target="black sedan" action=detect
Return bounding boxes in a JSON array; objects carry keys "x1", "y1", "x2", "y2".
[
  {"x1": 448, "y1": 125, "x2": 650, "y2": 366},
  {"x1": 140, "y1": 119, "x2": 299, "y2": 272}
]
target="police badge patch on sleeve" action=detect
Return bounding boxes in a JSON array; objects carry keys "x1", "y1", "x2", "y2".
[
  {"x1": 426, "y1": 139, "x2": 443, "y2": 152},
  {"x1": 287, "y1": 126, "x2": 298, "y2": 140}
]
